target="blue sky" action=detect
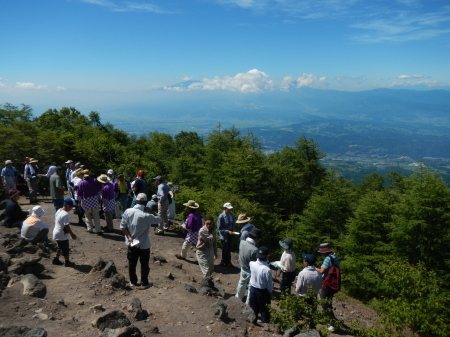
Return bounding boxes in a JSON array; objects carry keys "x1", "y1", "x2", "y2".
[{"x1": 1, "y1": 0, "x2": 450, "y2": 113}]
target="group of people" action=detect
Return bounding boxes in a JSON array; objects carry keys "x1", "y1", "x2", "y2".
[{"x1": 2, "y1": 158, "x2": 341, "y2": 328}]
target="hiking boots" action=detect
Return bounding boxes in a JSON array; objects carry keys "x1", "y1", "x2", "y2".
[
  {"x1": 52, "y1": 257, "x2": 64, "y2": 265},
  {"x1": 64, "y1": 260, "x2": 75, "y2": 267}
]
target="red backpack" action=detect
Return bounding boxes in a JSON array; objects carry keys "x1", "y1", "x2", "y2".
[{"x1": 322, "y1": 256, "x2": 341, "y2": 292}]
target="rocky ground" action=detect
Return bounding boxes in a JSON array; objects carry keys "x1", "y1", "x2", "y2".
[{"x1": 0, "y1": 195, "x2": 380, "y2": 337}]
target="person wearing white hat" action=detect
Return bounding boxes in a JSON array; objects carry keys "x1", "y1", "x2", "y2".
[
  {"x1": 217, "y1": 202, "x2": 236, "y2": 267},
  {"x1": 20, "y1": 206, "x2": 50, "y2": 244},
  {"x1": 1, "y1": 160, "x2": 17, "y2": 192}
]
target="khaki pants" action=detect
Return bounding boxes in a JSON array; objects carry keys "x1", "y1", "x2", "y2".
[
  {"x1": 85, "y1": 207, "x2": 101, "y2": 232},
  {"x1": 196, "y1": 248, "x2": 215, "y2": 278}
]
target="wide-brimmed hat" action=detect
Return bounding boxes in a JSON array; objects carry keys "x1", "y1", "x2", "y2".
[
  {"x1": 76, "y1": 170, "x2": 85, "y2": 178},
  {"x1": 9, "y1": 189, "x2": 21, "y2": 198},
  {"x1": 302, "y1": 254, "x2": 316, "y2": 264},
  {"x1": 65, "y1": 160, "x2": 73, "y2": 164},
  {"x1": 97, "y1": 174, "x2": 110, "y2": 184},
  {"x1": 75, "y1": 162, "x2": 83, "y2": 168},
  {"x1": 248, "y1": 227, "x2": 261, "y2": 239},
  {"x1": 83, "y1": 170, "x2": 91, "y2": 177},
  {"x1": 31, "y1": 206, "x2": 45, "y2": 217},
  {"x1": 107, "y1": 169, "x2": 114, "y2": 175},
  {"x1": 236, "y1": 214, "x2": 251, "y2": 224},
  {"x1": 29, "y1": 159, "x2": 38, "y2": 164},
  {"x1": 222, "y1": 202, "x2": 233, "y2": 209},
  {"x1": 183, "y1": 200, "x2": 199, "y2": 209},
  {"x1": 152, "y1": 175, "x2": 163, "y2": 181},
  {"x1": 5, "y1": 160, "x2": 13, "y2": 165},
  {"x1": 151, "y1": 194, "x2": 158, "y2": 201},
  {"x1": 256, "y1": 246, "x2": 270, "y2": 259},
  {"x1": 279, "y1": 238, "x2": 293, "y2": 250},
  {"x1": 318, "y1": 243, "x2": 333, "y2": 253}
]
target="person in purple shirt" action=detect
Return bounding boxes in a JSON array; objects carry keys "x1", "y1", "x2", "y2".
[
  {"x1": 98, "y1": 174, "x2": 116, "y2": 233},
  {"x1": 175, "y1": 200, "x2": 202, "y2": 261},
  {"x1": 77, "y1": 170, "x2": 102, "y2": 235}
]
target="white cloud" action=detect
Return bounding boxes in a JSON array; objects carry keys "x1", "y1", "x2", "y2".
[
  {"x1": 295, "y1": 73, "x2": 328, "y2": 88},
  {"x1": 398, "y1": 74, "x2": 430, "y2": 79},
  {"x1": 182, "y1": 76, "x2": 193, "y2": 81},
  {"x1": 184, "y1": 69, "x2": 274, "y2": 93},
  {"x1": 163, "y1": 70, "x2": 329, "y2": 93},
  {"x1": 15, "y1": 82, "x2": 48, "y2": 90},
  {"x1": 56, "y1": 86, "x2": 67, "y2": 91},
  {"x1": 78, "y1": 0, "x2": 175, "y2": 13}
]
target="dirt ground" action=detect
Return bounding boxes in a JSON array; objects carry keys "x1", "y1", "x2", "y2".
[{"x1": 0, "y1": 195, "x2": 380, "y2": 336}]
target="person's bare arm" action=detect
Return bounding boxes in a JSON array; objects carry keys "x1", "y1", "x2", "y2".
[{"x1": 64, "y1": 225, "x2": 77, "y2": 240}]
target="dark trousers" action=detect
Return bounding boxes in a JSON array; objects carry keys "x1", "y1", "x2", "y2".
[
  {"x1": 31, "y1": 228, "x2": 49, "y2": 244},
  {"x1": 249, "y1": 286, "x2": 271, "y2": 323},
  {"x1": 220, "y1": 237, "x2": 234, "y2": 264},
  {"x1": 280, "y1": 271, "x2": 296, "y2": 295},
  {"x1": 127, "y1": 246, "x2": 150, "y2": 286},
  {"x1": 56, "y1": 239, "x2": 70, "y2": 257},
  {"x1": 53, "y1": 199, "x2": 64, "y2": 213}
]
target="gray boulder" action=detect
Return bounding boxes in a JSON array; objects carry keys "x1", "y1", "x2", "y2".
[
  {"x1": 283, "y1": 325, "x2": 300, "y2": 337},
  {"x1": 109, "y1": 273, "x2": 127, "y2": 289},
  {"x1": 126, "y1": 298, "x2": 149, "y2": 321},
  {"x1": 92, "y1": 310, "x2": 132, "y2": 331},
  {"x1": 184, "y1": 283, "x2": 198, "y2": 294},
  {"x1": 294, "y1": 331, "x2": 321, "y2": 337},
  {"x1": 102, "y1": 326, "x2": 143, "y2": 337},
  {"x1": 0, "y1": 326, "x2": 47, "y2": 337},
  {"x1": 20, "y1": 274, "x2": 46, "y2": 298},
  {"x1": 0, "y1": 252, "x2": 11, "y2": 271},
  {"x1": 211, "y1": 300, "x2": 228, "y2": 320},
  {"x1": 10, "y1": 255, "x2": 42, "y2": 275},
  {"x1": 242, "y1": 306, "x2": 256, "y2": 323}
]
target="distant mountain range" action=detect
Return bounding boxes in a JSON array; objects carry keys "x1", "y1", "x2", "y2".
[{"x1": 104, "y1": 86, "x2": 450, "y2": 158}]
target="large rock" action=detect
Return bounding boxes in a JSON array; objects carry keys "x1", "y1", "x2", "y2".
[
  {"x1": 211, "y1": 301, "x2": 228, "y2": 320},
  {"x1": 184, "y1": 283, "x2": 198, "y2": 294},
  {"x1": 10, "y1": 255, "x2": 42, "y2": 275},
  {"x1": 109, "y1": 273, "x2": 127, "y2": 289},
  {"x1": 102, "y1": 326, "x2": 143, "y2": 337},
  {"x1": 0, "y1": 252, "x2": 11, "y2": 271},
  {"x1": 283, "y1": 325, "x2": 300, "y2": 337},
  {"x1": 91, "y1": 259, "x2": 117, "y2": 278},
  {"x1": 0, "y1": 271, "x2": 11, "y2": 290},
  {"x1": 92, "y1": 310, "x2": 132, "y2": 331},
  {"x1": 0, "y1": 326, "x2": 47, "y2": 337},
  {"x1": 294, "y1": 331, "x2": 321, "y2": 337},
  {"x1": 241, "y1": 306, "x2": 256, "y2": 323},
  {"x1": 126, "y1": 298, "x2": 149, "y2": 321},
  {"x1": 20, "y1": 274, "x2": 47, "y2": 298}
]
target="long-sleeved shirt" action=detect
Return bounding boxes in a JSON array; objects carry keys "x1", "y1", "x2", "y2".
[
  {"x1": 196, "y1": 225, "x2": 218, "y2": 255},
  {"x1": 238, "y1": 238, "x2": 258, "y2": 271},
  {"x1": 249, "y1": 259, "x2": 273, "y2": 293},
  {"x1": 45, "y1": 165, "x2": 56, "y2": 178},
  {"x1": 217, "y1": 211, "x2": 235, "y2": 241},
  {"x1": 295, "y1": 266, "x2": 323, "y2": 296},
  {"x1": 156, "y1": 182, "x2": 170, "y2": 202},
  {"x1": 240, "y1": 222, "x2": 254, "y2": 241},
  {"x1": 1, "y1": 166, "x2": 17, "y2": 185},
  {"x1": 277, "y1": 249, "x2": 297, "y2": 273}
]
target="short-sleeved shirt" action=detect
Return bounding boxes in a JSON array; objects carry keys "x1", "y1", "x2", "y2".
[
  {"x1": 321, "y1": 254, "x2": 340, "y2": 270},
  {"x1": 120, "y1": 204, "x2": 161, "y2": 250},
  {"x1": 50, "y1": 173, "x2": 65, "y2": 200},
  {"x1": 21, "y1": 216, "x2": 50, "y2": 241},
  {"x1": 53, "y1": 209, "x2": 70, "y2": 241}
]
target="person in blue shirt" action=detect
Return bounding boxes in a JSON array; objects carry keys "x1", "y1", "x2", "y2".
[{"x1": 217, "y1": 202, "x2": 236, "y2": 267}]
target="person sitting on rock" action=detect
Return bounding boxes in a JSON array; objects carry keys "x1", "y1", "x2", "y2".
[
  {"x1": 3, "y1": 189, "x2": 28, "y2": 229},
  {"x1": 20, "y1": 206, "x2": 50, "y2": 244}
]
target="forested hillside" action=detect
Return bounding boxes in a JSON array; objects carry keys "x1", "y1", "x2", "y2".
[{"x1": 2, "y1": 103, "x2": 450, "y2": 336}]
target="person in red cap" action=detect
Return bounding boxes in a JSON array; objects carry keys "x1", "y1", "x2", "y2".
[{"x1": 3, "y1": 189, "x2": 28, "y2": 228}]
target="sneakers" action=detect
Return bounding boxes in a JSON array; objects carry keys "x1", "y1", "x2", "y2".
[
  {"x1": 52, "y1": 258, "x2": 64, "y2": 265},
  {"x1": 64, "y1": 260, "x2": 75, "y2": 267},
  {"x1": 129, "y1": 282, "x2": 139, "y2": 287},
  {"x1": 137, "y1": 282, "x2": 153, "y2": 290}
]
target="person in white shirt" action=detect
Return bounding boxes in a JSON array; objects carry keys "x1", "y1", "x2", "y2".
[
  {"x1": 295, "y1": 254, "x2": 323, "y2": 297},
  {"x1": 120, "y1": 193, "x2": 161, "y2": 289},
  {"x1": 249, "y1": 246, "x2": 273, "y2": 323},
  {"x1": 21, "y1": 206, "x2": 49, "y2": 244},
  {"x1": 271, "y1": 238, "x2": 297, "y2": 295},
  {"x1": 52, "y1": 199, "x2": 77, "y2": 267}
]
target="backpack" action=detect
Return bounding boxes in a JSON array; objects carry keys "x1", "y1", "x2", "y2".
[{"x1": 322, "y1": 256, "x2": 341, "y2": 292}]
